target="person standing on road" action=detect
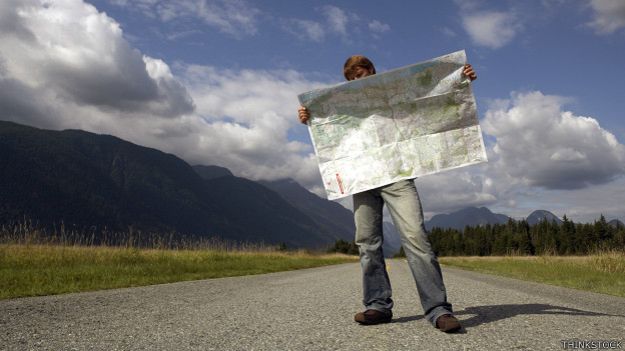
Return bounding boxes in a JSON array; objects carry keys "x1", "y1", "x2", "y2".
[{"x1": 297, "y1": 55, "x2": 477, "y2": 333}]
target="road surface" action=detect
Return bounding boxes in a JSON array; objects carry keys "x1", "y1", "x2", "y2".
[{"x1": 2, "y1": 261, "x2": 624, "y2": 350}]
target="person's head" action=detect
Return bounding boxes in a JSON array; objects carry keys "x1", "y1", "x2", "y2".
[{"x1": 343, "y1": 55, "x2": 376, "y2": 81}]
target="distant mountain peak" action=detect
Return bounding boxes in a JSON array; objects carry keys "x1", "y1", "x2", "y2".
[
  {"x1": 608, "y1": 219, "x2": 624, "y2": 228},
  {"x1": 425, "y1": 206, "x2": 510, "y2": 231},
  {"x1": 526, "y1": 210, "x2": 562, "y2": 225}
]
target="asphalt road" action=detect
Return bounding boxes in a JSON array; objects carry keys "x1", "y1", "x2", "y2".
[{"x1": 2, "y1": 261, "x2": 625, "y2": 351}]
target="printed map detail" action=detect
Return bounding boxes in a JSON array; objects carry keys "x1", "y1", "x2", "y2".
[{"x1": 298, "y1": 50, "x2": 488, "y2": 200}]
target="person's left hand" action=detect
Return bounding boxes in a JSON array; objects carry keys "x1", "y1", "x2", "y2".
[
  {"x1": 463, "y1": 64, "x2": 477, "y2": 81},
  {"x1": 298, "y1": 106, "x2": 310, "y2": 124}
]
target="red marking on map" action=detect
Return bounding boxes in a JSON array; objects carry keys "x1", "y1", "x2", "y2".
[{"x1": 336, "y1": 173, "x2": 344, "y2": 194}]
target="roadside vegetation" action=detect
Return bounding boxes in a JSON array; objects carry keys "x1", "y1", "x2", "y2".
[
  {"x1": 395, "y1": 217, "x2": 625, "y2": 297},
  {"x1": 438, "y1": 252, "x2": 625, "y2": 298},
  {"x1": 429, "y1": 215, "x2": 624, "y2": 256},
  {"x1": 0, "y1": 219, "x2": 357, "y2": 300},
  {"x1": 429, "y1": 216, "x2": 625, "y2": 298}
]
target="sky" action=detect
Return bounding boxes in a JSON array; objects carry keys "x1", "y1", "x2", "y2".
[{"x1": 1, "y1": 0, "x2": 624, "y2": 222}]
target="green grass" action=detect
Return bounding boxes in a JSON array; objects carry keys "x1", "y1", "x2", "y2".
[
  {"x1": 439, "y1": 251, "x2": 625, "y2": 298},
  {"x1": 0, "y1": 244, "x2": 357, "y2": 300}
]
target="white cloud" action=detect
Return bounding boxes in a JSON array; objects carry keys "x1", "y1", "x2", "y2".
[
  {"x1": 109, "y1": 0, "x2": 261, "y2": 37},
  {"x1": 416, "y1": 151, "x2": 625, "y2": 223},
  {"x1": 321, "y1": 5, "x2": 349, "y2": 37},
  {"x1": 0, "y1": 0, "x2": 327, "y2": 191},
  {"x1": 0, "y1": 0, "x2": 193, "y2": 120},
  {"x1": 285, "y1": 5, "x2": 350, "y2": 42},
  {"x1": 461, "y1": 11, "x2": 522, "y2": 48},
  {"x1": 4, "y1": 1, "x2": 624, "y2": 223},
  {"x1": 413, "y1": 90, "x2": 625, "y2": 221},
  {"x1": 482, "y1": 91, "x2": 625, "y2": 189},
  {"x1": 368, "y1": 20, "x2": 390, "y2": 34},
  {"x1": 285, "y1": 6, "x2": 384, "y2": 42},
  {"x1": 417, "y1": 166, "x2": 498, "y2": 217},
  {"x1": 175, "y1": 64, "x2": 327, "y2": 184},
  {"x1": 521, "y1": 177, "x2": 625, "y2": 222},
  {"x1": 285, "y1": 19, "x2": 325, "y2": 42},
  {"x1": 587, "y1": 0, "x2": 625, "y2": 34}
]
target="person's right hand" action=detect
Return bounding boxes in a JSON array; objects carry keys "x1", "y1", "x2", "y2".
[{"x1": 298, "y1": 106, "x2": 310, "y2": 124}]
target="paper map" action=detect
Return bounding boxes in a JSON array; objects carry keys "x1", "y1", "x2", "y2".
[{"x1": 298, "y1": 50, "x2": 488, "y2": 200}]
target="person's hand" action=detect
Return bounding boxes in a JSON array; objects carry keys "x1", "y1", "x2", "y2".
[
  {"x1": 298, "y1": 106, "x2": 310, "y2": 124},
  {"x1": 463, "y1": 64, "x2": 477, "y2": 81}
]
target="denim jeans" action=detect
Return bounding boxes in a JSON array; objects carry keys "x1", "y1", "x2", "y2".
[{"x1": 353, "y1": 179, "x2": 453, "y2": 326}]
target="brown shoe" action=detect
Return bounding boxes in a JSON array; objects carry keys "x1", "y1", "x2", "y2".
[
  {"x1": 354, "y1": 309, "x2": 393, "y2": 325},
  {"x1": 435, "y1": 314, "x2": 462, "y2": 333}
]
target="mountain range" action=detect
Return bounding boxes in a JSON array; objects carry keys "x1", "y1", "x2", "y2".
[
  {"x1": 425, "y1": 207, "x2": 573, "y2": 231},
  {"x1": 0, "y1": 121, "x2": 346, "y2": 248},
  {"x1": 1, "y1": 120, "x2": 620, "y2": 251},
  {"x1": 425, "y1": 207, "x2": 510, "y2": 231}
]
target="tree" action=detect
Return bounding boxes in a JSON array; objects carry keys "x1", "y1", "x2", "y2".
[
  {"x1": 559, "y1": 214, "x2": 576, "y2": 254},
  {"x1": 328, "y1": 239, "x2": 359, "y2": 255}
]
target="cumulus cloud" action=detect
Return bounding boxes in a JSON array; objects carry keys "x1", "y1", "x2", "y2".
[
  {"x1": 587, "y1": 0, "x2": 625, "y2": 34},
  {"x1": 416, "y1": 166, "x2": 498, "y2": 216},
  {"x1": 109, "y1": 0, "x2": 260, "y2": 37},
  {"x1": 0, "y1": 0, "x2": 328, "y2": 190},
  {"x1": 413, "y1": 90, "x2": 625, "y2": 220},
  {"x1": 174, "y1": 64, "x2": 327, "y2": 183},
  {"x1": 482, "y1": 91, "x2": 625, "y2": 189},
  {"x1": 461, "y1": 11, "x2": 522, "y2": 48},
  {"x1": 0, "y1": 0, "x2": 193, "y2": 121}
]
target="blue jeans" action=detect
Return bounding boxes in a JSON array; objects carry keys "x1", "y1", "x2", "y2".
[{"x1": 353, "y1": 179, "x2": 453, "y2": 326}]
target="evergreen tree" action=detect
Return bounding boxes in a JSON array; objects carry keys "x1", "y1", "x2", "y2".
[
  {"x1": 595, "y1": 214, "x2": 613, "y2": 249},
  {"x1": 612, "y1": 226, "x2": 625, "y2": 249},
  {"x1": 328, "y1": 239, "x2": 359, "y2": 255},
  {"x1": 560, "y1": 214, "x2": 576, "y2": 254},
  {"x1": 423, "y1": 214, "x2": 620, "y2": 257}
]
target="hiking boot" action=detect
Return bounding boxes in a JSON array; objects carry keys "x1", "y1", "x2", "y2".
[
  {"x1": 354, "y1": 309, "x2": 393, "y2": 325},
  {"x1": 435, "y1": 314, "x2": 462, "y2": 333}
]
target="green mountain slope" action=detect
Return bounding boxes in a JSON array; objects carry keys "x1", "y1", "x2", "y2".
[{"x1": 0, "y1": 120, "x2": 330, "y2": 247}]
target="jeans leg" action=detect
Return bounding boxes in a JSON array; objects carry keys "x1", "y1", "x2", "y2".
[
  {"x1": 353, "y1": 189, "x2": 393, "y2": 312},
  {"x1": 380, "y1": 180, "x2": 452, "y2": 325}
]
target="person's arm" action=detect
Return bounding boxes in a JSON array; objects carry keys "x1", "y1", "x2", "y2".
[
  {"x1": 463, "y1": 64, "x2": 477, "y2": 81},
  {"x1": 298, "y1": 106, "x2": 310, "y2": 124}
]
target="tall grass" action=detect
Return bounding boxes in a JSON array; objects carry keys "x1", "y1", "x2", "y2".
[
  {"x1": 590, "y1": 250, "x2": 625, "y2": 274},
  {"x1": 0, "y1": 244, "x2": 356, "y2": 300},
  {"x1": 0, "y1": 218, "x2": 357, "y2": 299},
  {"x1": 439, "y1": 250, "x2": 625, "y2": 297},
  {"x1": 0, "y1": 217, "x2": 276, "y2": 251}
]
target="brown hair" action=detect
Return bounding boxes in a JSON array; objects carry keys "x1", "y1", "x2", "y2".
[{"x1": 343, "y1": 55, "x2": 376, "y2": 81}]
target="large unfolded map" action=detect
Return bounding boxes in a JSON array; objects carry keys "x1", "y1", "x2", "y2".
[{"x1": 298, "y1": 50, "x2": 488, "y2": 200}]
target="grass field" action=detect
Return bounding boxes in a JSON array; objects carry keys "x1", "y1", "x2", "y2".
[
  {"x1": 3, "y1": 228, "x2": 624, "y2": 301},
  {"x1": 0, "y1": 244, "x2": 357, "y2": 300},
  {"x1": 439, "y1": 251, "x2": 625, "y2": 298}
]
